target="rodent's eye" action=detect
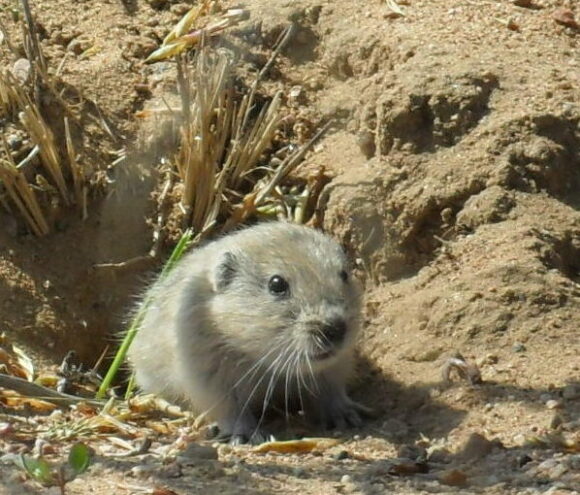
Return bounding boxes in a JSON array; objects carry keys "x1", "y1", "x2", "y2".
[
  {"x1": 268, "y1": 275, "x2": 290, "y2": 296},
  {"x1": 339, "y1": 270, "x2": 349, "y2": 283}
]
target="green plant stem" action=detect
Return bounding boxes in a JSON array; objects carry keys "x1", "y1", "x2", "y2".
[{"x1": 96, "y1": 229, "x2": 194, "y2": 399}]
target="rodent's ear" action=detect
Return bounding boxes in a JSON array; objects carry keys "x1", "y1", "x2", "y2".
[{"x1": 213, "y1": 251, "x2": 238, "y2": 292}]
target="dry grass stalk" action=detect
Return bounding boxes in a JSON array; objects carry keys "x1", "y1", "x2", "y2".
[
  {"x1": 0, "y1": 70, "x2": 26, "y2": 117},
  {"x1": 0, "y1": 0, "x2": 101, "y2": 235},
  {"x1": 0, "y1": 136, "x2": 49, "y2": 236},
  {"x1": 176, "y1": 49, "x2": 235, "y2": 233},
  {"x1": 174, "y1": 40, "x2": 328, "y2": 236},
  {"x1": 64, "y1": 116, "x2": 86, "y2": 216},
  {"x1": 20, "y1": 101, "x2": 70, "y2": 206}
]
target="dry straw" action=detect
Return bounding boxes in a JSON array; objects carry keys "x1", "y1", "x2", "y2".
[{"x1": 174, "y1": 35, "x2": 325, "y2": 238}]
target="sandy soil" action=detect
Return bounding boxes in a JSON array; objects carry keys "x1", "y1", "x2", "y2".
[{"x1": 0, "y1": 0, "x2": 579, "y2": 494}]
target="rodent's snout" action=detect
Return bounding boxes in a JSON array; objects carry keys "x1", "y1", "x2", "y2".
[{"x1": 321, "y1": 318, "x2": 347, "y2": 345}]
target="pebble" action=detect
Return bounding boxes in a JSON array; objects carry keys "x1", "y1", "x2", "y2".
[
  {"x1": 157, "y1": 461, "x2": 183, "y2": 479},
  {"x1": 553, "y1": 8, "x2": 578, "y2": 29},
  {"x1": 537, "y1": 458, "x2": 569, "y2": 479},
  {"x1": 428, "y1": 447, "x2": 452, "y2": 463},
  {"x1": 147, "y1": 0, "x2": 168, "y2": 10},
  {"x1": 67, "y1": 39, "x2": 84, "y2": 55},
  {"x1": 478, "y1": 353, "x2": 499, "y2": 366},
  {"x1": 397, "y1": 444, "x2": 425, "y2": 460},
  {"x1": 289, "y1": 85, "x2": 306, "y2": 105},
  {"x1": 540, "y1": 393, "x2": 553, "y2": 403},
  {"x1": 179, "y1": 443, "x2": 218, "y2": 461},
  {"x1": 292, "y1": 467, "x2": 306, "y2": 478},
  {"x1": 6, "y1": 134, "x2": 23, "y2": 151},
  {"x1": 357, "y1": 130, "x2": 376, "y2": 159},
  {"x1": 458, "y1": 432, "x2": 496, "y2": 462},
  {"x1": 550, "y1": 414, "x2": 563, "y2": 429},
  {"x1": 439, "y1": 469, "x2": 468, "y2": 487},
  {"x1": 0, "y1": 423, "x2": 14, "y2": 437},
  {"x1": 512, "y1": 342, "x2": 526, "y2": 353},
  {"x1": 341, "y1": 474, "x2": 352, "y2": 484},
  {"x1": 170, "y1": 3, "x2": 191, "y2": 15},
  {"x1": 130, "y1": 465, "x2": 154, "y2": 478},
  {"x1": 12, "y1": 58, "x2": 31, "y2": 84},
  {"x1": 546, "y1": 399, "x2": 562, "y2": 410},
  {"x1": 518, "y1": 454, "x2": 533, "y2": 468},
  {"x1": 334, "y1": 450, "x2": 350, "y2": 461}
]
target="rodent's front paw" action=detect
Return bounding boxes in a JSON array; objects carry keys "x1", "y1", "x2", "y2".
[
  {"x1": 321, "y1": 397, "x2": 373, "y2": 430},
  {"x1": 210, "y1": 425, "x2": 273, "y2": 445}
]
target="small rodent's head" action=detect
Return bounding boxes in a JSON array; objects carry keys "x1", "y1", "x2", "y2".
[{"x1": 208, "y1": 223, "x2": 361, "y2": 373}]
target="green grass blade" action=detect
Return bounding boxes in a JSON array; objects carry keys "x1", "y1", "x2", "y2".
[
  {"x1": 68, "y1": 443, "x2": 91, "y2": 475},
  {"x1": 96, "y1": 229, "x2": 194, "y2": 399}
]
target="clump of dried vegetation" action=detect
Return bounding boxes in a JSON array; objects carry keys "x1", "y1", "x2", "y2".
[
  {"x1": 0, "y1": 0, "x2": 94, "y2": 236},
  {"x1": 169, "y1": 41, "x2": 329, "y2": 242},
  {"x1": 0, "y1": 0, "x2": 109, "y2": 235}
]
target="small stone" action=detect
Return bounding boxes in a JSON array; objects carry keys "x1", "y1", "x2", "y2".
[
  {"x1": 388, "y1": 458, "x2": 429, "y2": 476},
  {"x1": 130, "y1": 465, "x2": 153, "y2": 478},
  {"x1": 553, "y1": 8, "x2": 578, "y2": 29},
  {"x1": 341, "y1": 474, "x2": 352, "y2": 484},
  {"x1": 550, "y1": 414, "x2": 563, "y2": 429},
  {"x1": 428, "y1": 447, "x2": 452, "y2": 463},
  {"x1": 518, "y1": 454, "x2": 532, "y2": 468},
  {"x1": 334, "y1": 450, "x2": 350, "y2": 460},
  {"x1": 538, "y1": 459, "x2": 568, "y2": 479},
  {"x1": 158, "y1": 462, "x2": 183, "y2": 479},
  {"x1": 479, "y1": 354, "x2": 499, "y2": 365},
  {"x1": 397, "y1": 444, "x2": 425, "y2": 460},
  {"x1": 67, "y1": 39, "x2": 82, "y2": 55},
  {"x1": 288, "y1": 85, "x2": 306, "y2": 106},
  {"x1": 506, "y1": 18, "x2": 520, "y2": 31},
  {"x1": 458, "y1": 433, "x2": 495, "y2": 462},
  {"x1": 170, "y1": 3, "x2": 191, "y2": 15},
  {"x1": 357, "y1": 130, "x2": 376, "y2": 159},
  {"x1": 293, "y1": 467, "x2": 306, "y2": 477},
  {"x1": 134, "y1": 83, "x2": 151, "y2": 96},
  {"x1": 513, "y1": 434, "x2": 526, "y2": 446},
  {"x1": 147, "y1": 0, "x2": 168, "y2": 10},
  {"x1": 546, "y1": 400, "x2": 562, "y2": 410},
  {"x1": 439, "y1": 469, "x2": 468, "y2": 487},
  {"x1": 512, "y1": 343, "x2": 526, "y2": 353},
  {"x1": 180, "y1": 443, "x2": 218, "y2": 461},
  {"x1": 540, "y1": 393, "x2": 553, "y2": 403},
  {"x1": 12, "y1": 58, "x2": 31, "y2": 84},
  {"x1": 0, "y1": 423, "x2": 14, "y2": 436},
  {"x1": 512, "y1": 0, "x2": 533, "y2": 7},
  {"x1": 6, "y1": 134, "x2": 23, "y2": 151}
]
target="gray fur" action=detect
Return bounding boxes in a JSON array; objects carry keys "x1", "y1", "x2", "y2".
[{"x1": 128, "y1": 222, "x2": 367, "y2": 444}]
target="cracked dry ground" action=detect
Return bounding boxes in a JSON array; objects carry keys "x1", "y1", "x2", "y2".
[{"x1": 0, "y1": 0, "x2": 579, "y2": 494}]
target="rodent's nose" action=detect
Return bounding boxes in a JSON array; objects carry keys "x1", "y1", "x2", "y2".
[{"x1": 321, "y1": 318, "x2": 347, "y2": 345}]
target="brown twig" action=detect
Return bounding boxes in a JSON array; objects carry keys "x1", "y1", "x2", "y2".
[{"x1": 0, "y1": 373, "x2": 103, "y2": 407}]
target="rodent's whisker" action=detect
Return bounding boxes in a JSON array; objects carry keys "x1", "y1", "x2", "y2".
[
  {"x1": 235, "y1": 343, "x2": 288, "y2": 431},
  {"x1": 201, "y1": 342, "x2": 284, "y2": 423},
  {"x1": 127, "y1": 222, "x2": 363, "y2": 444},
  {"x1": 255, "y1": 346, "x2": 292, "y2": 437},
  {"x1": 283, "y1": 347, "x2": 298, "y2": 422}
]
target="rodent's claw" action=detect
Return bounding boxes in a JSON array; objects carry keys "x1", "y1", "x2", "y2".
[
  {"x1": 322, "y1": 397, "x2": 372, "y2": 430},
  {"x1": 213, "y1": 428, "x2": 273, "y2": 446}
]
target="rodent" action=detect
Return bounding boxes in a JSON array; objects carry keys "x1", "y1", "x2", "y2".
[{"x1": 128, "y1": 222, "x2": 368, "y2": 444}]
